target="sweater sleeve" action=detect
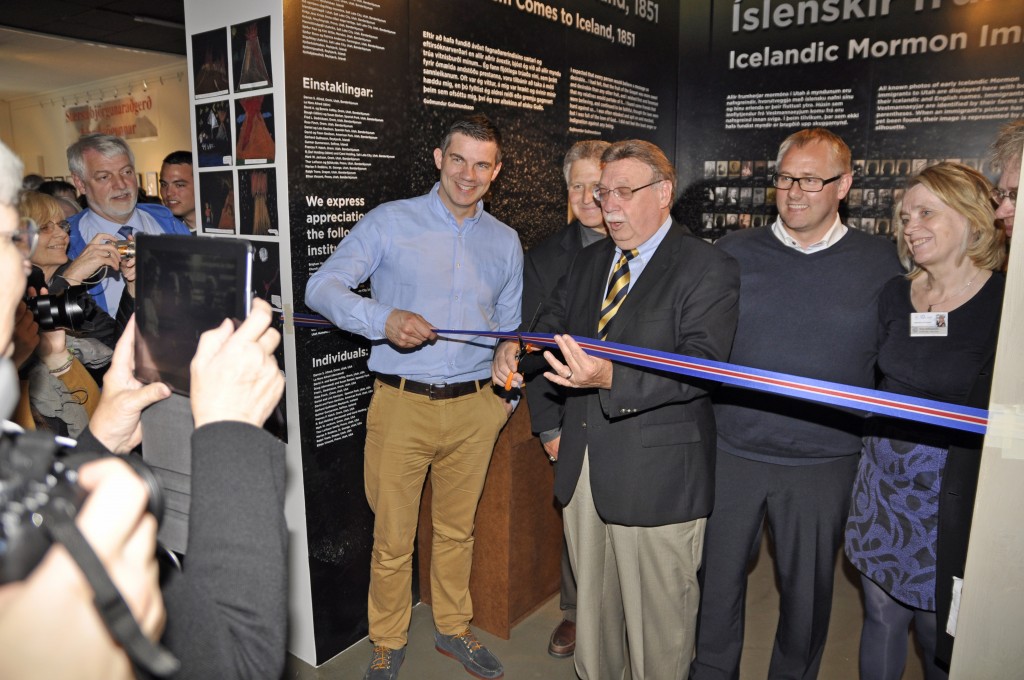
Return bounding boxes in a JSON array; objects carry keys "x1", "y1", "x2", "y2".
[
  {"x1": 58, "y1": 360, "x2": 101, "y2": 420},
  {"x1": 158, "y1": 422, "x2": 287, "y2": 680}
]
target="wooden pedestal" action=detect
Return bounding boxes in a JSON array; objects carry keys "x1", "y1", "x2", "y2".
[{"x1": 416, "y1": 397, "x2": 563, "y2": 638}]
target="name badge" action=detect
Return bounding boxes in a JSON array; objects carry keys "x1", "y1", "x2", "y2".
[{"x1": 910, "y1": 312, "x2": 949, "y2": 337}]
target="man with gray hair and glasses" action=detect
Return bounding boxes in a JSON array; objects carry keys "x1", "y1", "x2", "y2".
[
  {"x1": 692, "y1": 128, "x2": 901, "y2": 680},
  {"x1": 520, "y1": 139, "x2": 610, "y2": 659},
  {"x1": 66, "y1": 134, "x2": 190, "y2": 314},
  {"x1": 990, "y1": 120, "x2": 1022, "y2": 241}
]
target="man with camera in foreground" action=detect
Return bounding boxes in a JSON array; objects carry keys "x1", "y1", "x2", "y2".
[{"x1": 0, "y1": 139, "x2": 288, "y2": 679}]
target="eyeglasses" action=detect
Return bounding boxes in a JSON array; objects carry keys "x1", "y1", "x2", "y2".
[
  {"x1": 38, "y1": 219, "x2": 71, "y2": 235},
  {"x1": 0, "y1": 216, "x2": 38, "y2": 258},
  {"x1": 991, "y1": 187, "x2": 1017, "y2": 206},
  {"x1": 593, "y1": 179, "x2": 664, "y2": 203},
  {"x1": 772, "y1": 173, "x2": 843, "y2": 192}
]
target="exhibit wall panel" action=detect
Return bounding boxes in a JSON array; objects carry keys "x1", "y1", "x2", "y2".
[
  {"x1": 952, "y1": 143, "x2": 1024, "y2": 677},
  {"x1": 675, "y1": 0, "x2": 1024, "y2": 239}
]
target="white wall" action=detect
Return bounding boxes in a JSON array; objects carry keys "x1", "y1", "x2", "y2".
[
  {"x1": 5, "y1": 62, "x2": 189, "y2": 184},
  {"x1": 949, "y1": 145, "x2": 1024, "y2": 677}
]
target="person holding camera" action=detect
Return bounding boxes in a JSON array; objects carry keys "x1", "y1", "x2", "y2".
[
  {"x1": 25, "y1": 190, "x2": 135, "y2": 307},
  {"x1": 66, "y1": 134, "x2": 190, "y2": 315},
  {"x1": 89, "y1": 302, "x2": 288, "y2": 680},
  {"x1": 1, "y1": 138, "x2": 289, "y2": 679},
  {"x1": 14, "y1": 191, "x2": 132, "y2": 435},
  {"x1": 1, "y1": 139, "x2": 160, "y2": 680},
  {"x1": 21, "y1": 190, "x2": 134, "y2": 343}
]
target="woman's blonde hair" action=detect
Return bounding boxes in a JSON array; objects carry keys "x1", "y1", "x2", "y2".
[
  {"x1": 895, "y1": 162, "x2": 1005, "y2": 277},
  {"x1": 18, "y1": 190, "x2": 65, "y2": 228}
]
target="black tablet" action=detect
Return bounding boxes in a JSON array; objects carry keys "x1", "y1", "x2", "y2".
[{"x1": 133, "y1": 234, "x2": 252, "y2": 395}]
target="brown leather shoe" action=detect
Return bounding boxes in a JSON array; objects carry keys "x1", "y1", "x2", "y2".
[{"x1": 548, "y1": 618, "x2": 576, "y2": 658}]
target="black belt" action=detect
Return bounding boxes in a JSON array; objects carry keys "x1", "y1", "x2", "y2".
[{"x1": 376, "y1": 374, "x2": 485, "y2": 400}]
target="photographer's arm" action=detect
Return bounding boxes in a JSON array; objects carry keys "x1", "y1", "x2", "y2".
[
  {"x1": 159, "y1": 298, "x2": 287, "y2": 679},
  {"x1": 36, "y1": 327, "x2": 73, "y2": 375},
  {"x1": 160, "y1": 423, "x2": 286, "y2": 680}
]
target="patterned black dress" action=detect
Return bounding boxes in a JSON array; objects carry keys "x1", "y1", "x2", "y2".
[{"x1": 844, "y1": 273, "x2": 1004, "y2": 610}]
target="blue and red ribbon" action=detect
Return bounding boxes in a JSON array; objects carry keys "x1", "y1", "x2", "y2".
[
  {"x1": 291, "y1": 313, "x2": 988, "y2": 435},
  {"x1": 437, "y1": 329, "x2": 988, "y2": 435}
]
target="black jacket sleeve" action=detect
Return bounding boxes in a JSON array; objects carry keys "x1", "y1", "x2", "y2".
[{"x1": 158, "y1": 422, "x2": 287, "y2": 680}]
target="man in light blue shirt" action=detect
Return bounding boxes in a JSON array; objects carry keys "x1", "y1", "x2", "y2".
[
  {"x1": 306, "y1": 114, "x2": 521, "y2": 680},
  {"x1": 67, "y1": 134, "x2": 190, "y2": 313}
]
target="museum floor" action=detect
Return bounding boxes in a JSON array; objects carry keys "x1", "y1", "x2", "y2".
[{"x1": 284, "y1": 536, "x2": 930, "y2": 680}]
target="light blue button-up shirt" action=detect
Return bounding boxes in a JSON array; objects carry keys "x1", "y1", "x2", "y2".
[{"x1": 306, "y1": 183, "x2": 523, "y2": 384}]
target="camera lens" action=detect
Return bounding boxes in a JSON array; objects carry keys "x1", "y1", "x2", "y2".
[
  {"x1": 114, "y1": 240, "x2": 135, "y2": 259},
  {"x1": 25, "y1": 287, "x2": 88, "y2": 332},
  {"x1": 117, "y1": 454, "x2": 165, "y2": 524}
]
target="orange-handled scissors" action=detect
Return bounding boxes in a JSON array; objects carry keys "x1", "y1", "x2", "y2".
[{"x1": 504, "y1": 334, "x2": 540, "y2": 390}]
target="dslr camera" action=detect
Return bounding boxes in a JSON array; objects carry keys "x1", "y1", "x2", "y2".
[{"x1": 0, "y1": 431, "x2": 164, "y2": 584}]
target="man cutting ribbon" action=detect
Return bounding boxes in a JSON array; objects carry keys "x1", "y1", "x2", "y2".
[{"x1": 494, "y1": 139, "x2": 738, "y2": 680}]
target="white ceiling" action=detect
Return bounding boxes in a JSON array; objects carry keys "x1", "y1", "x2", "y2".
[{"x1": 0, "y1": 26, "x2": 184, "y2": 102}]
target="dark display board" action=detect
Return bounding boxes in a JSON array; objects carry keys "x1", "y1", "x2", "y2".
[
  {"x1": 284, "y1": 0, "x2": 679, "y2": 662},
  {"x1": 676, "y1": 0, "x2": 1024, "y2": 240}
]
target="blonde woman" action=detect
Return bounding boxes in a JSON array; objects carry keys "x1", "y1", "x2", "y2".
[
  {"x1": 14, "y1": 191, "x2": 130, "y2": 434},
  {"x1": 844, "y1": 162, "x2": 1005, "y2": 680}
]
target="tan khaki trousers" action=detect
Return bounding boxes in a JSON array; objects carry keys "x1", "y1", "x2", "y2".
[
  {"x1": 564, "y1": 451, "x2": 706, "y2": 680},
  {"x1": 363, "y1": 379, "x2": 507, "y2": 649}
]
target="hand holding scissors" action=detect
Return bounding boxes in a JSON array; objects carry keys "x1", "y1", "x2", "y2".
[{"x1": 503, "y1": 334, "x2": 540, "y2": 390}]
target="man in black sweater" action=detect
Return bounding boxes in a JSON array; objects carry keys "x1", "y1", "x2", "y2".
[{"x1": 691, "y1": 128, "x2": 902, "y2": 680}]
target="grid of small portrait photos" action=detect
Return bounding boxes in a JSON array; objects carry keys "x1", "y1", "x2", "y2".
[
  {"x1": 191, "y1": 15, "x2": 285, "y2": 439},
  {"x1": 696, "y1": 156, "x2": 990, "y2": 242}
]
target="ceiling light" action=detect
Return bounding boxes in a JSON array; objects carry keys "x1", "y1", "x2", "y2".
[{"x1": 133, "y1": 15, "x2": 185, "y2": 30}]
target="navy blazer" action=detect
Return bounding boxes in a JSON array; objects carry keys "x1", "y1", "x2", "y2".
[{"x1": 532, "y1": 221, "x2": 739, "y2": 526}]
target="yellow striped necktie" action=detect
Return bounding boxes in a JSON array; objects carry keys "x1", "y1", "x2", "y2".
[{"x1": 598, "y1": 249, "x2": 638, "y2": 340}]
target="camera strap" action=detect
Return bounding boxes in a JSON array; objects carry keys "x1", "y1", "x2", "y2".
[
  {"x1": 19, "y1": 431, "x2": 181, "y2": 677},
  {"x1": 41, "y1": 502, "x2": 181, "y2": 677}
]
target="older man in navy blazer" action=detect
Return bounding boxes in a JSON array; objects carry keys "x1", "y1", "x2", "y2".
[{"x1": 495, "y1": 140, "x2": 739, "y2": 680}]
